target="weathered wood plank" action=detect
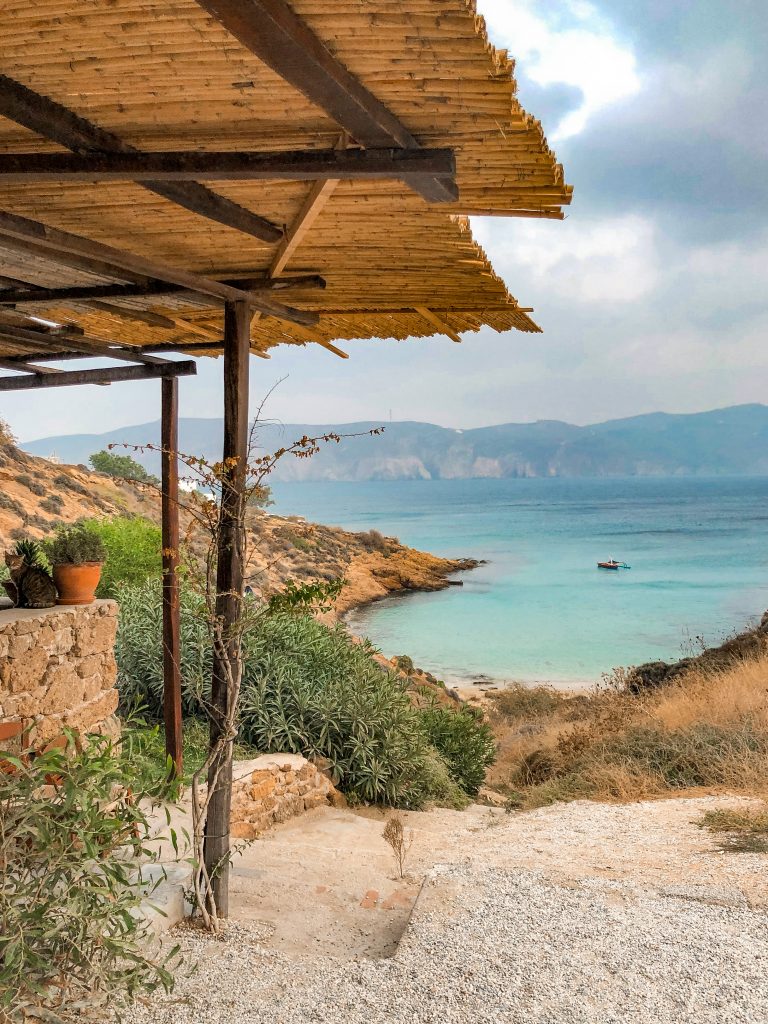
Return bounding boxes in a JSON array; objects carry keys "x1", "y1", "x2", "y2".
[
  {"x1": 0, "y1": 360, "x2": 197, "y2": 390},
  {"x1": 0, "y1": 147, "x2": 455, "y2": 183},
  {"x1": 205, "y1": 299, "x2": 251, "y2": 918},
  {"x1": 0, "y1": 274, "x2": 326, "y2": 306},
  {"x1": 161, "y1": 376, "x2": 183, "y2": 777}
]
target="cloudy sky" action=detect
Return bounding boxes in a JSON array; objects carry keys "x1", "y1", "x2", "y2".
[{"x1": 7, "y1": 0, "x2": 768, "y2": 441}]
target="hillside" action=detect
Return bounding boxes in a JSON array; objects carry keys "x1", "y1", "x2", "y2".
[
  {"x1": 23, "y1": 404, "x2": 768, "y2": 481},
  {"x1": 0, "y1": 439, "x2": 476, "y2": 615}
]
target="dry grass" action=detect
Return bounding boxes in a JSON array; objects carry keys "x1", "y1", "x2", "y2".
[
  {"x1": 486, "y1": 657, "x2": 768, "y2": 809},
  {"x1": 697, "y1": 803, "x2": 768, "y2": 853}
]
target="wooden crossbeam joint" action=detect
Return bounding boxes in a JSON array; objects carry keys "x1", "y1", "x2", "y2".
[
  {"x1": 0, "y1": 73, "x2": 282, "y2": 243},
  {"x1": 194, "y1": 0, "x2": 458, "y2": 203}
]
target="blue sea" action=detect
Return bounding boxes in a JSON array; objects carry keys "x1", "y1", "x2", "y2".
[{"x1": 269, "y1": 477, "x2": 768, "y2": 687}]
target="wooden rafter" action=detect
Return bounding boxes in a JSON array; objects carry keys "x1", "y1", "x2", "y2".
[
  {"x1": 0, "y1": 356, "x2": 57, "y2": 375},
  {"x1": 314, "y1": 339, "x2": 349, "y2": 359},
  {"x1": 413, "y1": 307, "x2": 463, "y2": 343},
  {"x1": 0, "y1": 73, "x2": 282, "y2": 244},
  {"x1": 270, "y1": 179, "x2": 339, "y2": 279},
  {"x1": 0, "y1": 274, "x2": 326, "y2": 307},
  {"x1": 0, "y1": 147, "x2": 456, "y2": 186},
  {"x1": 0, "y1": 360, "x2": 196, "y2": 391},
  {"x1": 195, "y1": 0, "x2": 458, "y2": 204},
  {"x1": 0, "y1": 209, "x2": 317, "y2": 326},
  {"x1": 0, "y1": 232, "x2": 150, "y2": 286}
]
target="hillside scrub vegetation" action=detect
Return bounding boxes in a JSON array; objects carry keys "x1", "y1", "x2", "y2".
[
  {"x1": 486, "y1": 635, "x2": 768, "y2": 808},
  {"x1": 115, "y1": 580, "x2": 488, "y2": 808},
  {"x1": 89, "y1": 449, "x2": 159, "y2": 486}
]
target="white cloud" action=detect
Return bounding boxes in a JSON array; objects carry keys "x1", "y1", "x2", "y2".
[
  {"x1": 474, "y1": 214, "x2": 660, "y2": 305},
  {"x1": 478, "y1": 0, "x2": 641, "y2": 138}
]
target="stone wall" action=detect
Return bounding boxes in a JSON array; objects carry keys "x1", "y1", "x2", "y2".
[
  {"x1": 230, "y1": 753, "x2": 340, "y2": 839},
  {"x1": 0, "y1": 600, "x2": 119, "y2": 749}
]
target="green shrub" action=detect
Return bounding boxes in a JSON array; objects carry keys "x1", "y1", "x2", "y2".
[
  {"x1": 115, "y1": 581, "x2": 473, "y2": 807},
  {"x1": 0, "y1": 730, "x2": 179, "y2": 1017},
  {"x1": 81, "y1": 515, "x2": 163, "y2": 598},
  {"x1": 45, "y1": 521, "x2": 108, "y2": 565},
  {"x1": 420, "y1": 702, "x2": 497, "y2": 796},
  {"x1": 89, "y1": 449, "x2": 159, "y2": 486}
]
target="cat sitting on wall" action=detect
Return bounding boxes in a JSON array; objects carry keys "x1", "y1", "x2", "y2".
[{"x1": 3, "y1": 544, "x2": 57, "y2": 609}]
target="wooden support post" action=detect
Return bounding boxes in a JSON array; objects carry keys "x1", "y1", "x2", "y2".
[
  {"x1": 161, "y1": 376, "x2": 183, "y2": 777},
  {"x1": 204, "y1": 299, "x2": 250, "y2": 918}
]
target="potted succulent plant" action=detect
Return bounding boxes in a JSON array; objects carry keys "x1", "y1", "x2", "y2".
[{"x1": 45, "y1": 523, "x2": 107, "y2": 606}]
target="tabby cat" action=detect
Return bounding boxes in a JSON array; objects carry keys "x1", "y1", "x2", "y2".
[{"x1": 3, "y1": 550, "x2": 57, "y2": 609}]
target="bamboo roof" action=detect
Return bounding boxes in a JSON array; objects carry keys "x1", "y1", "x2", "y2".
[{"x1": 0, "y1": 0, "x2": 572, "y2": 363}]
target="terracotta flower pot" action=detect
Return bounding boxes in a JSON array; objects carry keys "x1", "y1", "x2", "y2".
[{"x1": 53, "y1": 562, "x2": 103, "y2": 606}]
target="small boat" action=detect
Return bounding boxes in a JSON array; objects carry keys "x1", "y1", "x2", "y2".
[{"x1": 597, "y1": 559, "x2": 631, "y2": 571}]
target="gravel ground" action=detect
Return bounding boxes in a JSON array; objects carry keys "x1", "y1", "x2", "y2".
[{"x1": 128, "y1": 864, "x2": 768, "y2": 1024}]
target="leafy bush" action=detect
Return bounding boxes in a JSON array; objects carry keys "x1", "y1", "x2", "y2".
[
  {"x1": 420, "y1": 701, "x2": 497, "y2": 796},
  {"x1": 89, "y1": 449, "x2": 159, "y2": 486},
  {"x1": 80, "y1": 515, "x2": 163, "y2": 598},
  {"x1": 115, "y1": 581, "x2": 491, "y2": 807},
  {"x1": 0, "y1": 731, "x2": 179, "y2": 1018},
  {"x1": 45, "y1": 521, "x2": 108, "y2": 565}
]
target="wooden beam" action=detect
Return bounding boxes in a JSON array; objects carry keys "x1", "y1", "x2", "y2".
[
  {"x1": 0, "y1": 74, "x2": 282, "y2": 244},
  {"x1": 161, "y1": 376, "x2": 183, "y2": 777},
  {"x1": 270, "y1": 178, "x2": 338, "y2": 278},
  {"x1": 0, "y1": 232, "x2": 150, "y2": 286},
  {"x1": 0, "y1": 209, "x2": 318, "y2": 325},
  {"x1": 195, "y1": 0, "x2": 458, "y2": 203},
  {"x1": 0, "y1": 360, "x2": 196, "y2": 391},
  {"x1": 0, "y1": 274, "x2": 326, "y2": 307},
  {"x1": 315, "y1": 339, "x2": 349, "y2": 359},
  {"x1": 205, "y1": 299, "x2": 251, "y2": 918},
  {"x1": 0, "y1": 147, "x2": 456, "y2": 184},
  {"x1": 0, "y1": 357, "x2": 58, "y2": 374},
  {"x1": 413, "y1": 306, "x2": 463, "y2": 344}
]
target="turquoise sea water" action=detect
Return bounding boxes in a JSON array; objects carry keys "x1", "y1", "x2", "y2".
[{"x1": 269, "y1": 478, "x2": 768, "y2": 687}]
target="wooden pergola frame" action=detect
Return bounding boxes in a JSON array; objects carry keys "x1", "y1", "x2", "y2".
[{"x1": 0, "y1": 0, "x2": 571, "y2": 916}]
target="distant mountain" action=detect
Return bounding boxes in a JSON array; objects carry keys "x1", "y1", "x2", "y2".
[{"x1": 22, "y1": 404, "x2": 768, "y2": 481}]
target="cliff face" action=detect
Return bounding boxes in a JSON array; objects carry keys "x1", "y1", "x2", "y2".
[{"x1": 0, "y1": 440, "x2": 475, "y2": 615}]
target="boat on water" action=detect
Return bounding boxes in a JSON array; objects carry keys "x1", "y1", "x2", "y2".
[{"x1": 597, "y1": 559, "x2": 631, "y2": 570}]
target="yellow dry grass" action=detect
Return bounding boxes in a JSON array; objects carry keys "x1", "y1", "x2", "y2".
[{"x1": 486, "y1": 654, "x2": 768, "y2": 808}]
